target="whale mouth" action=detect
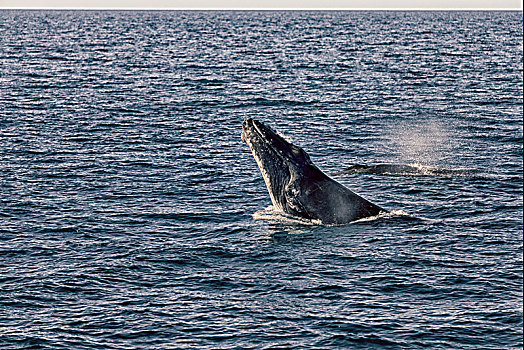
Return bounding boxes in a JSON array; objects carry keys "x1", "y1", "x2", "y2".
[
  {"x1": 242, "y1": 119, "x2": 295, "y2": 211},
  {"x1": 242, "y1": 119, "x2": 279, "y2": 161},
  {"x1": 242, "y1": 118, "x2": 307, "y2": 166},
  {"x1": 242, "y1": 119, "x2": 282, "y2": 153}
]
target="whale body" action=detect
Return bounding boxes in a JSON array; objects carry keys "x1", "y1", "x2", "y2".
[{"x1": 242, "y1": 119, "x2": 387, "y2": 225}]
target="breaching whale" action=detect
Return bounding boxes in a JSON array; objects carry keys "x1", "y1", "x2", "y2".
[{"x1": 242, "y1": 118, "x2": 387, "y2": 225}]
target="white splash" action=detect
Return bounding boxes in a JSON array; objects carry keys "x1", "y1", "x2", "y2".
[
  {"x1": 351, "y1": 210, "x2": 412, "y2": 224},
  {"x1": 253, "y1": 206, "x2": 322, "y2": 226}
]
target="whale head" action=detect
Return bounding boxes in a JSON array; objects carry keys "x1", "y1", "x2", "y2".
[{"x1": 242, "y1": 118, "x2": 326, "y2": 218}]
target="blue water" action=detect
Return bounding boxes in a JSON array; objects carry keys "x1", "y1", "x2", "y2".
[{"x1": 0, "y1": 10, "x2": 522, "y2": 349}]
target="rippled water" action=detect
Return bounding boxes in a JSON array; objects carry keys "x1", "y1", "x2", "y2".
[{"x1": 1, "y1": 10, "x2": 522, "y2": 349}]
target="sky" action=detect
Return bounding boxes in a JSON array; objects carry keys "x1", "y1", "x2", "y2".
[{"x1": 1, "y1": 0, "x2": 522, "y2": 9}]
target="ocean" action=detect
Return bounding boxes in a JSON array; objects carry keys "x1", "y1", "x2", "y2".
[{"x1": 0, "y1": 10, "x2": 522, "y2": 349}]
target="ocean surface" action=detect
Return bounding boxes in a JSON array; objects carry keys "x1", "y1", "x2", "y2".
[{"x1": 0, "y1": 10, "x2": 522, "y2": 349}]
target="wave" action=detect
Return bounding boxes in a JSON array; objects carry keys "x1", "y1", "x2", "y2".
[
  {"x1": 253, "y1": 207, "x2": 414, "y2": 226},
  {"x1": 350, "y1": 210, "x2": 410, "y2": 223},
  {"x1": 330, "y1": 163, "x2": 479, "y2": 177}
]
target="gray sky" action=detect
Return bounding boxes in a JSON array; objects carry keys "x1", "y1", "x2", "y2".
[{"x1": 2, "y1": 0, "x2": 523, "y2": 9}]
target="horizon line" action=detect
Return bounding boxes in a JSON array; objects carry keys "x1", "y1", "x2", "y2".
[{"x1": 1, "y1": 7, "x2": 522, "y2": 10}]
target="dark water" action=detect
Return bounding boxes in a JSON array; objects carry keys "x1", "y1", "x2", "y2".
[{"x1": 1, "y1": 10, "x2": 522, "y2": 349}]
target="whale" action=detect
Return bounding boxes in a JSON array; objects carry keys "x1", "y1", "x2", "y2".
[
  {"x1": 242, "y1": 118, "x2": 387, "y2": 225},
  {"x1": 331, "y1": 163, "x2": 474, "y2": 177}
]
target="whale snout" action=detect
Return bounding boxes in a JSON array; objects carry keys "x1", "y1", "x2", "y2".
[
  {"x1": 242, "y1": 118, "x2": 258, "y2": 143},
  {"x1": 242, "y1": 118, "x2": 256, "y2": 130},
  {"x1": 241, "y1": 118, "x2": 251, "y2": 142}
]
